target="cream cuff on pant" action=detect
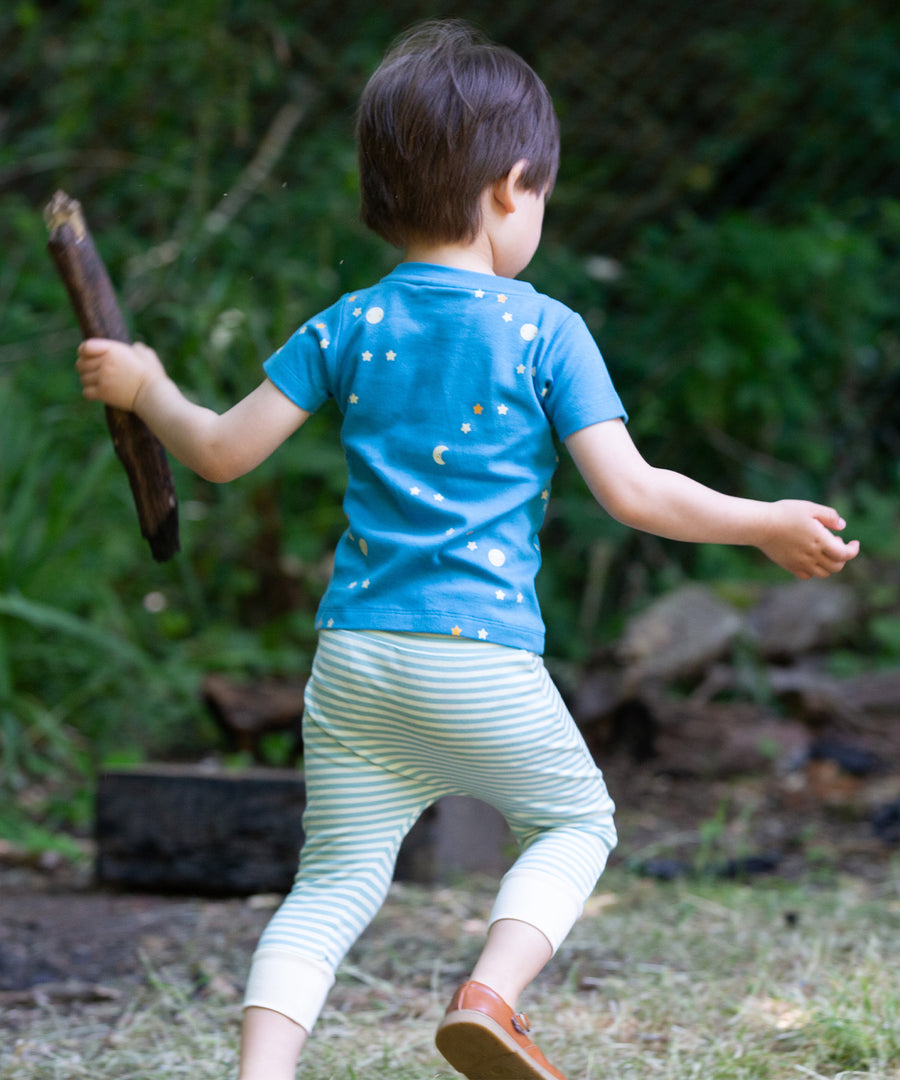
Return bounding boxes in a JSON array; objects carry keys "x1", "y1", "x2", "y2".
[
  {"x1": 243, "y1": 948, "x2": 335, "y2": 1033},
  {"x1": 488, "y1": 867, "x2": 586, "y2": 954}
]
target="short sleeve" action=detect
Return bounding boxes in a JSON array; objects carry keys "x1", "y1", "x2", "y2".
[
  {"x1": 538, "y1": 312, "x2": 627, "y2": 440},
  {"x1": 263, "y1": 322, "x2": 333, "y2": 413}
]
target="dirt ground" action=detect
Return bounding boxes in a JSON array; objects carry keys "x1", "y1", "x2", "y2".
[{"x1": 3, "y1": 702, "x2": 900, "y2": 1010}]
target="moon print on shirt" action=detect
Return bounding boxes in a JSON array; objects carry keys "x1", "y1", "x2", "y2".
[{"x1": 433, "y1": 445, "x2": 449, "y2": 465}]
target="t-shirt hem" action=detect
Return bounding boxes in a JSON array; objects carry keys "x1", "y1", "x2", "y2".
[{"x1": 314, "y1": 606, "x2": 546, "y2": 655}]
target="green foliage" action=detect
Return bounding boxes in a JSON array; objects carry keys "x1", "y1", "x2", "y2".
[
  {"x1": 601, "y1": 206, "x2": 900, "y2": 500},
  {"x1": 1, "y1": 1, "x2": 898, "y2": 836}
]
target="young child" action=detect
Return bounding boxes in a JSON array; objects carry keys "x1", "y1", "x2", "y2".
[{"x1": 76, "y1": 19, "x2": 859, "y2": 1080}]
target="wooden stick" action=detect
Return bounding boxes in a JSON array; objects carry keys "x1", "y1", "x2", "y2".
[{"x1": 45, "y1": 191, "x2": 179, "y2": 562}]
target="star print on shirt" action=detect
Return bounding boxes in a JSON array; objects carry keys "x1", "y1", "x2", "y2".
[
  {"x1": 461, "y1": 422, "x2": 472, "y2": 434},
  {"x1": 502, "y1": 312, "x2": 513, "y2": 323},
  {"x1": 497, "y1": 404, "x2": 509, "y2": 415},
  {"x1": 474, "y1": 289, "x2": 485, "y2": 298},
  {"x1": 473, "y1": 404, "x2": 483, "y2": 415},
  {"x1": 362, "y1": 351, "x2": 373, "y2": 361},
  {"x1": 516, "y1": 364, "x2": 526, "y2": 374},
  {"x1": 348, "y1": 393, "x2": 358, "y2": 404},
  {"x1": 386, "y1": 350, "x2": 397, "y2": 361},
  {"x1": 478, "y1": 629, "x2": 489, "y2": 639}
]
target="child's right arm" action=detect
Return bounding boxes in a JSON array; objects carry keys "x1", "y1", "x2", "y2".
[
  {"x1": 565, "y1": 418, "x2": 860, "y2": 580},
  {"x1": 76, "y1": 338, "x2": 310, "y2": 483}
]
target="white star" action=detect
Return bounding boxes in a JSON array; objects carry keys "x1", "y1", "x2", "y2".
[
  {"x1": 327, "y1": 618, "x2": 334, "y2": 627},
  {"x1": 475, "y1": 289, "x2": 485, "y2": 298},
  {"x1": 348, "y1": 393, "x2": 358, "y2": 404},
  {"x1": 362, "y1": 579, "x2": 370, "y2": 588},
  {"x1": 503, "y1": 312, "x2": 513, "y2": 323},
  {"x1": 478, "y1": 628, "x2": 489, "y2": 639},
  {"x1": 461, "y1": 422, "x2": 472, "y2": 434},
  {"x1": 446, "y1": 528, "x2": 455, "y2": 535},
  {"x1": 497, "y1": 403, "x2": 509, "y2": 415},
  {"x1": 321, "y1": 339, "x2": 330, "y2": 349},
  {"x1": 434, "y1": 493, "x2": 444, "y2": 502},
  {"x1": 516, "y1": 364, "x2": 526, "y2": 374},
  {"x1": 517, "y1": 593, "x2": 524, "y2": 603},
  {"x1": 362, "y1": 350, "x2": 373, "y2": 361},
  {"x1": 496, "y1": 589, "x2": 506, "y2": 600},
  {"x1": 410, "y1": 486, "x2": 421, "y2": 495},
  {"x1": 541, "y1": 489, "x2": 550, "y2": 500},
  {"x1": 353, "y1": 307, "x2": 362, "y2": 317},
  {"x1": 467, "y1": 541, "x2": 478, "y2": 551},
  {"x1": 386, "y1": 350, "x2": 397, "y2": 361},
  {"x1": 541, "y1": 387, "x2": 548, "y2": 397},
  {"x1": 349, "y1": 581, "x2": 357, "y2": 589}
]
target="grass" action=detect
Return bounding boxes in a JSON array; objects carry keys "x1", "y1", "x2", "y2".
[{"x1": 4, "y1": 868, "x2": 900, "y2": 1079}]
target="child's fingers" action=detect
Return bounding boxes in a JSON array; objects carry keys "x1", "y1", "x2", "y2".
[
  {"x1": 810, "y1": 503, "x2": 847, "y2": 533},
  {"x1": 814, "y1": 536, "x2": 860, "y2": 576},
  {"x1": 77, "y1": 337, "x2": 114, "y2": 358}
]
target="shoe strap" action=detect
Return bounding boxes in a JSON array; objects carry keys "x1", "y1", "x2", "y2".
[{"x1": 511, "y1": 1011, "x2": 531, "y2": 1035}]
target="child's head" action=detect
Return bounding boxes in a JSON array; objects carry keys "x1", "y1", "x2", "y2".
[{"x1": 356, "y1": 20, "x2": 559, "y2": 249}]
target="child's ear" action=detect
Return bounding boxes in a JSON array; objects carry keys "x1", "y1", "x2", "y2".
[{"x1": 492, "y1": 160, "x2": 529, "y2": 214}]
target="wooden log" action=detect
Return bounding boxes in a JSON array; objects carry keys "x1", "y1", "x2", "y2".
[
  {"x1": 95, "y1": 765, "x2": 512, "y2": 895},
  {"x1": 45, "y1": 190, "x2": 179, "y2": 562}
]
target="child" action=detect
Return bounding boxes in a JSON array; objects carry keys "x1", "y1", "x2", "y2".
[{"x1": 76, "y1": 19, "x2": 859, "y2": 1080}]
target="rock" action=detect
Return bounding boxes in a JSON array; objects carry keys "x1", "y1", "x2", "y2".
[
  {"x1": 746, "y1": 579, "x2": 861, "y2": 659},
  {"x1": 617, "y1": 584, "x2": 743, "y2": 687}
]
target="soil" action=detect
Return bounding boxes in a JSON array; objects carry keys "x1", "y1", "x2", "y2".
[{"x1": 3, "y1": 701, "x2": 900, "y2": 1008}]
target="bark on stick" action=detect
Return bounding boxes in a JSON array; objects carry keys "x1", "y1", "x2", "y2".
[{"x1": 45, "y1": 190, "x2": 179, "y2": 562}]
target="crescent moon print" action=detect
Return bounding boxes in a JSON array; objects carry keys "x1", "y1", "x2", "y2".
[{"x1": 433, "y1": 445, "x2": 449, "y2": 465}]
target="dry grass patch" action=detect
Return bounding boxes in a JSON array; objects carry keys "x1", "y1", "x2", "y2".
[{"x1": 4, "y1": 869, "x2": 900, "y2": 1078}]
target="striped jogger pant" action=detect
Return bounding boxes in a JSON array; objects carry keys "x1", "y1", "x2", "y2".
[{"x1": 243, "y1": 629, "x2": 617, "y2": 1031}]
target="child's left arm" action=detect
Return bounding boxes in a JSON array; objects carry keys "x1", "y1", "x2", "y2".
[{"x1": 565, "y1": 419, "x2": 859, "y2": 579}]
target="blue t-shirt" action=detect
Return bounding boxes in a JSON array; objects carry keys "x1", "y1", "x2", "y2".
[{"x1": 264, "y1": 262, "x2": 626, "y2": 654}]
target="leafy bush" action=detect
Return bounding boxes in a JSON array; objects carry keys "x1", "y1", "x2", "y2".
[{"x1": 1, "y1": 1, "x2": 898, "y2": 832}]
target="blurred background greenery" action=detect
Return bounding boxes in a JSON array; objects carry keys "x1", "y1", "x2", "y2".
[{"x1": 1, "y1": 0, "x2": 898, "y2": 847}]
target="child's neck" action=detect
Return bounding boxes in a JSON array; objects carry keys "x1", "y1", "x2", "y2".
[{"x1": 403, "y1": 236, "x2": 497, "y2": 276}]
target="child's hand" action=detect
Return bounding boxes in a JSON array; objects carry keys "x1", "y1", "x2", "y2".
[
  {"x1": 76, "y1": 338, "x2": 167, "y2": 413},
  {"x1": 759, "y1": 501, "x2": 860, "y2": 579}
]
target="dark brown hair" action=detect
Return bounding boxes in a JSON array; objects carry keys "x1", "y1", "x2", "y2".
[{"x1": 356, "y1": 20, "x2": 559, "y2": 247}]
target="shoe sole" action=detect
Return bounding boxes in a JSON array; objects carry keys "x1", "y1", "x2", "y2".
[{"x1": 435, "y1": 1009, "x2": 563, "y2": 1080}]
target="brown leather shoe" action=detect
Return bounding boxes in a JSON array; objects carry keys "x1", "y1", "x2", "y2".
[{"x1": 435, "y1": 980, "x2": 568, "y2": 1080}]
